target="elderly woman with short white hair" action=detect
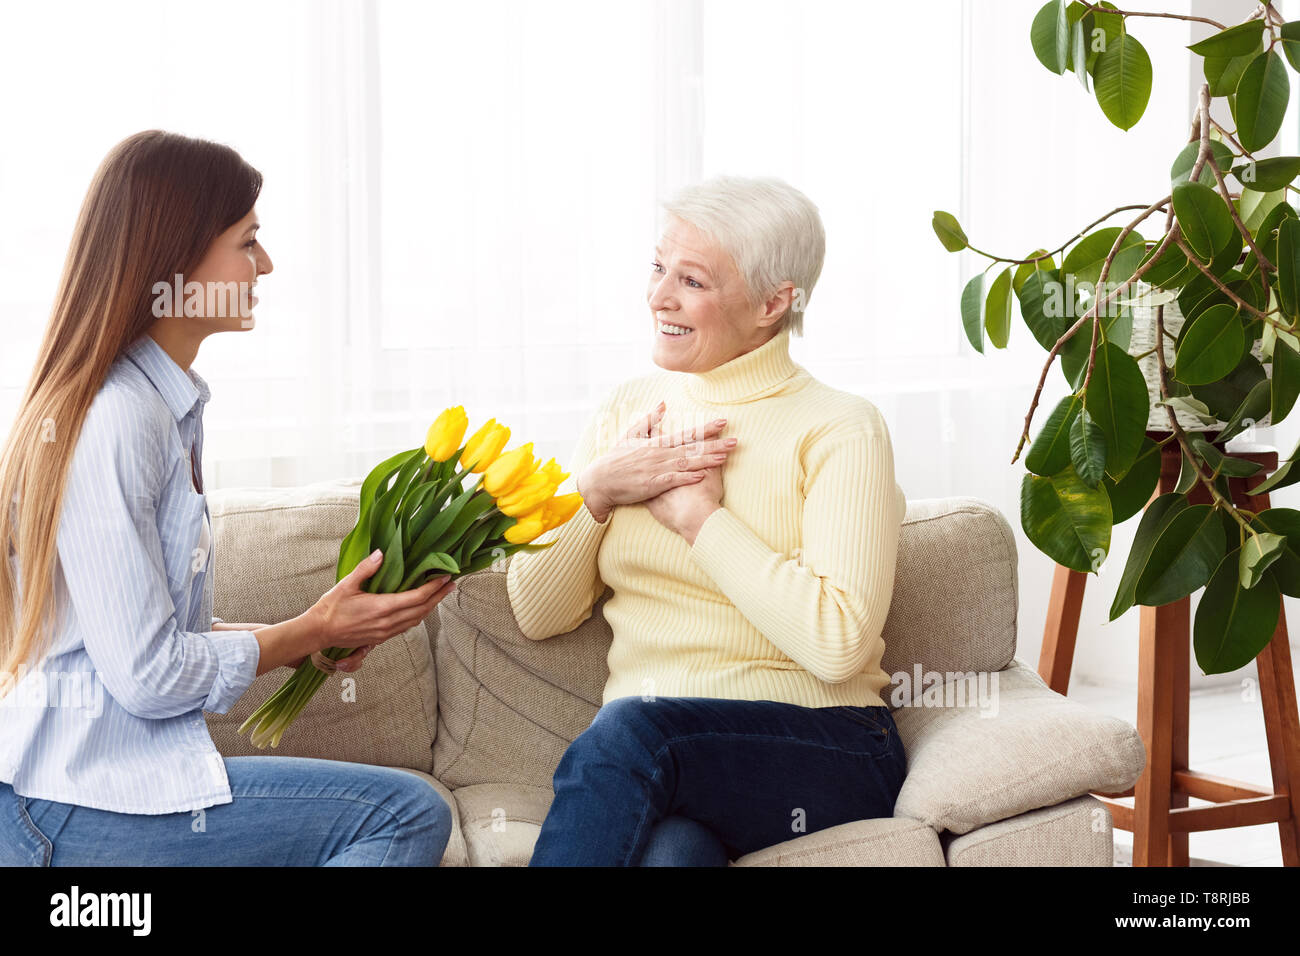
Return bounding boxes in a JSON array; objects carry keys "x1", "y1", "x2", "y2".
[{"x1": 507, "y1": 175, "x2": 908, "y2": 866}]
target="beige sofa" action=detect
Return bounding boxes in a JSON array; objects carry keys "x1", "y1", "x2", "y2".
[{"x1": 203, "y1": 479, "x2": 1147, "y2": 866}]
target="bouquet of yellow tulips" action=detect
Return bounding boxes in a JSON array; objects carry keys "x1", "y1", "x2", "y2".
[{"x1": 238, "y1": 407, "x2": 582, "y2": 748}]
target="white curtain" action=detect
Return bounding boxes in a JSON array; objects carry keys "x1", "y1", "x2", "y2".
[{"x1": 12, "y1": 0, "x2": 1294, "y2": 687}]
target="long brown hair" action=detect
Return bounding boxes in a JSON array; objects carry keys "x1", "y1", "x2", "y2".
[{"x1": 0, "y1": 130, "x2": 262, "y2": 691}]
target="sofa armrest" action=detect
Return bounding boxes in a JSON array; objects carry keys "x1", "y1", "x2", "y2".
[{"x1": 891, "y1": 658, "x2": 1145, "y2": 835}]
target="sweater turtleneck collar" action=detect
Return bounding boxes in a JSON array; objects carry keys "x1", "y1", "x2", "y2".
[{"x1": 681, "y1": 327, "x2": 805, "y2": 405}]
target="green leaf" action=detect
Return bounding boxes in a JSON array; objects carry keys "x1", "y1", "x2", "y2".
[
  {"x1": 1102, "y1": 436, "x2": 1161, "y2": 524},
  {"x1": 336, "y1": 446, "x2": 425, "y2": 582},
  {"x1": 1243, "y1": 198, "x2": 1299, "y2": 279},
  {"x1": 1276, "y1": 218, "x2": 1300, "y2": 319},
  {"x1": 1174, "y1": 303, "x2": 1246, "y2": 385},
  {"x1": 1174, "y1": 446, "x2": 1201, "y2": 494},
  {"x1": 1083, "y1": 342, "x2": 1150, "y2": 477},
  {"x1": 1233, "y1": 50, "x2": 1290, "y2": 153},
  {"x1": 1239, "y1": 188, "x2": 1287, "y2": 235},
  {"x1": 1027, "y1": 394, "x2": 1082, "y2": 477},
  {"x1": 1205, "y1": 45, "x2": 1262, "y2": 97},
  {"x1": 1189, "y1": 435, "x2": 1263, "y2": 478},
  {"x1": 1170, "y1": 140, "x2": 1234, "y2": 187},
  {"x1": 1212, "y1": 377, "x2": 1271, "y2": 445},
  {"x1": 1187, "y1": 20, "x2": 1265, "y2": 57},
  {"x1": 366, "y1": 511, "x2": 407, "y2": 594},
  {"x1": 933, "y1": 211, "x2": 968, "y2": 252},
  {"x1": 985, "y1": 267, "x2": 1013, "y2": 349},
  {"x1": 1069, "y1": 403, "x2": 1107, "y2": 487},
  {"x1": 1172, "y1": 180, "x2": 1235, "y2": 260},
  {"x1": 1240, "y1": 532, "x2": 1287, "y2": 588},
  {"x1": 1071, "y1": 15, "x2": 1089, "y2": 90},
  {"x1": 1021, "y1": 468, "x2": 1113, "y2": 574},
  {"x1": 1250, "y1": 508, "x2": 1300, "y2": 594},
  {"x1": 1190, "y1": 351, "x2": 1266, "y2": 421},
  {"x1": 1232, "y1": 156, "x2": 1300, "y2": 192},
  {"x1": 397, "y1": 551, "x2": 459, "y2": 592},
  {"x1": 961, "y1": 273, "x2": 985, "y2": 353},
  {"x1": 1194, "y1": 548, "x2": 1280, "y2": 673},
  {"x1": 1093, "y1": 32, "x2": 1152, "y2": 130},
  {"x1": 1061, "y1": 227, "x2": 1145, "y2": 287},
  {"x1": 1136, "y1": 241, "x2": 1192, "y2": 289},
  {"x1": 1030, "y1": 0, "x2": 1071, "y2": 74},
  {"x1": 1272, "y1": 336, "x2": 1300, "y2": 425},
  {"x1": 1110, "y1": 492, "x2": 1190, "y2": 620},
  {"x1": 1020, "y1": 269, "x2": 1068, "y2": 350},
  {"x1": 1281, "y1": 21, "x2": 1300, "y2": 72},
  {"x1": 1134, "y1": 504, "x2": 1227, "y2": 606},
  {"x1": 1013, "y1": 250, "x2": 1055, "y2": 295}
]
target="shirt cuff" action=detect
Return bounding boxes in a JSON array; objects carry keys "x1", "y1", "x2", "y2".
[
  {"x1": 211, "y1": 615, "x2": 225, "y2": 625},
  {"x1": 202, "y1": 629, "x2": 261, "y2": 715}
]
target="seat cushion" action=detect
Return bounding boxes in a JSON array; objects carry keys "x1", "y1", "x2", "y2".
[
  {"x1": 892, "y1": 659, "x2": 1146, "y2": 834},
  {"x1": 730, "y1": 816, "x2": 945, "y2": 866},
  {"x1": 449, "y1": 782, "x2": 555, "y2": 866},
  {"x1": 942, "y1": 794, "x2": 1113, "y2": 866},
  {"x1": 203, "y1": 479, "x2": 440, "y2": 772}
]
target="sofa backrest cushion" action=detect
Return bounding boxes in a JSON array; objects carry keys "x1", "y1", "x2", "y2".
[
  {"x1": 202, "y1": 479, "x2": 440, "y2": 772},
  {"x1": 433, "y1": 495, "x2": 1019, "y2": 788}
]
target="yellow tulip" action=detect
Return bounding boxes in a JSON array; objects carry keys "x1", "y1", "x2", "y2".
[
  {"x1": 538, "y1": 458, "x2": 570, "y2": 487},
  {"x1": 460, "y1": 419, "x2": 512, "y2": 473},
  {"x1": 497, "y1": 472, "x2": 557, "y2": 517},
  {"x1": 425, "y1": 406, "x2": 469, "y2": 462},
  {"x1": 504, "y1": 509, "x2": 547, "y2": 544},
  {"x1": 540, "y1": 492, "x2": 583, "y2": 531},
  {"x1": 483, "y1": 443, "x2": 536, "y2": 498}
]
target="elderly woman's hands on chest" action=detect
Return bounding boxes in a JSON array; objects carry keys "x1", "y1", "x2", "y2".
[{"x1": 576, "y1": 401, "x2": 737, "y2": 526}]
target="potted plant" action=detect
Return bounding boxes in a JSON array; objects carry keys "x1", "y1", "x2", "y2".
[{"x1": 932, "y1": 0, "x2": 1300, "y2": 674}]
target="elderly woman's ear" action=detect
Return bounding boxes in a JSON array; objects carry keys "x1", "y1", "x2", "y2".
[{"x1": 757, "y1": 281, "x2": 797, "y2": 331}]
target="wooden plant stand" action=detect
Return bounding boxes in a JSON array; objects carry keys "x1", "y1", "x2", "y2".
[{"x1": 1037, "y1": 430, "x2": 1300, "y2": 866}]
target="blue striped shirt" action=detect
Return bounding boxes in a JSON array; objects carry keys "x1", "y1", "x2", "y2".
[{"x1": 0, "y1": 333, "x2": 261, "y2": 814}]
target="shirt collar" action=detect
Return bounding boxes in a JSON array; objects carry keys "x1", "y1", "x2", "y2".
[
  {"x1": 681, "y1": 327, "x2": 804, "y2": 404},
  {"x1": 123, "y1": 333, "x2": 210, "y2": 422}
]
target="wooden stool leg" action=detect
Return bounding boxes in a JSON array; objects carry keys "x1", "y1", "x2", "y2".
[
  {"x1": 1169, "y1": 596, "x2": 1190, "y2": 867},
  {"x1": 1134, "y1": 598, "x2": 1182, "y2": 866},
  {"x1": 1256, "y1": 608, "x2": 1300, "y2": 866},
  {"x1": 1039, "y1": 565, "x2": 1087, "y2": 694}
]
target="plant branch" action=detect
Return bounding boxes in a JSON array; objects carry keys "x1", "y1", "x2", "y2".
[
  {"x1": 1078, "y1": 2, "x2": 1228, "y2": 29},
  {"x1": 1152, "y1": 303, "x2": 1254, "y2": 534},
  {"x1": 1012, "y1": 215, "x2": 1180, "y2": 464},
  {"x1": 966, "y1": 204, "x2": 1169, "y2": 266},
  {"x1": 1170, "y1": 234, "x2": 1282, "y2": 325}
]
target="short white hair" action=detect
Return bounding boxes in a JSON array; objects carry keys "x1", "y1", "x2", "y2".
[{"x1": 661, "y1": 175, "x2": 825, "y2": 336}]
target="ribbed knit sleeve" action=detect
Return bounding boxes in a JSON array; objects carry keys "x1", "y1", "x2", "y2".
[
  {"x1": 687, "y1": 429, "x2": 905, "y2": 684},
  {"x1": 506, "y1": 392, "x2": 616, "y2": 640}
]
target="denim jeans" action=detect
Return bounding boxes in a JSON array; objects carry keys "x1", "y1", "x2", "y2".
[
  {"x1": 0, "y1": 756, "x2": 453, "y2": 866},
  {"x1": 530, "y1": 696, "x2": 907, "y2": 866}
]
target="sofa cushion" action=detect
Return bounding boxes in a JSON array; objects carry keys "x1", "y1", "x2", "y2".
[
  {"x1": 394, "y1": 769, "x2": 469, "y2": 867},
  {"x1": 433, "y1": 567, "x2": 609, "y2": 788},
  {"x1": 892, "y1": 659, "x2": 1146, "y2": 835},
  {"x1": 942, "y1": 794, "x2": 1113, "y2": 866},
  {"x1": 202, "y1": 479, "x2": 440, "y2": 773},
  {"x1": 730, "y1": 815, "x2": 946, "y2": 866},
  {"x1": 879, "y1": 497, "x2": 1018, "y2": 699}
]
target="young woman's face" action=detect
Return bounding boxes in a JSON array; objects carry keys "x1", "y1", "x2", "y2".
[{"x1": 185, "y1": 206, "x2": 273, "y2": 329}]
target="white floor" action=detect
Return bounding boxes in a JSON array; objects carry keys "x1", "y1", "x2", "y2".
[{"x1": 1067, "y1": 677, "x2": 1295, "y2": 867}]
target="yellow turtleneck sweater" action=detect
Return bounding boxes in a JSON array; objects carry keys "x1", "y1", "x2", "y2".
[{"x1": 505, "y1": 327, "x2": 907, "y2": 709}]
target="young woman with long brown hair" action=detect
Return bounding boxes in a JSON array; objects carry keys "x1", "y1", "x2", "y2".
[{"x1": 0, "y1": 130, "x2": 456, "y2": 866}]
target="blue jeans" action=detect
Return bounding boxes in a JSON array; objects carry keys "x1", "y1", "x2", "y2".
[
  {"x1": 0, "y1": 756, "x2": 453, "y2": 866},
  {"x1": 531, "y1": 696, "x2": 907, "y2": 866}
]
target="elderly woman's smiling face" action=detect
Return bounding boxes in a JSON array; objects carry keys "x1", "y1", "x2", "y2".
[{"x1": 648, "y1": 216, "x2": 787, "y2": 374}]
